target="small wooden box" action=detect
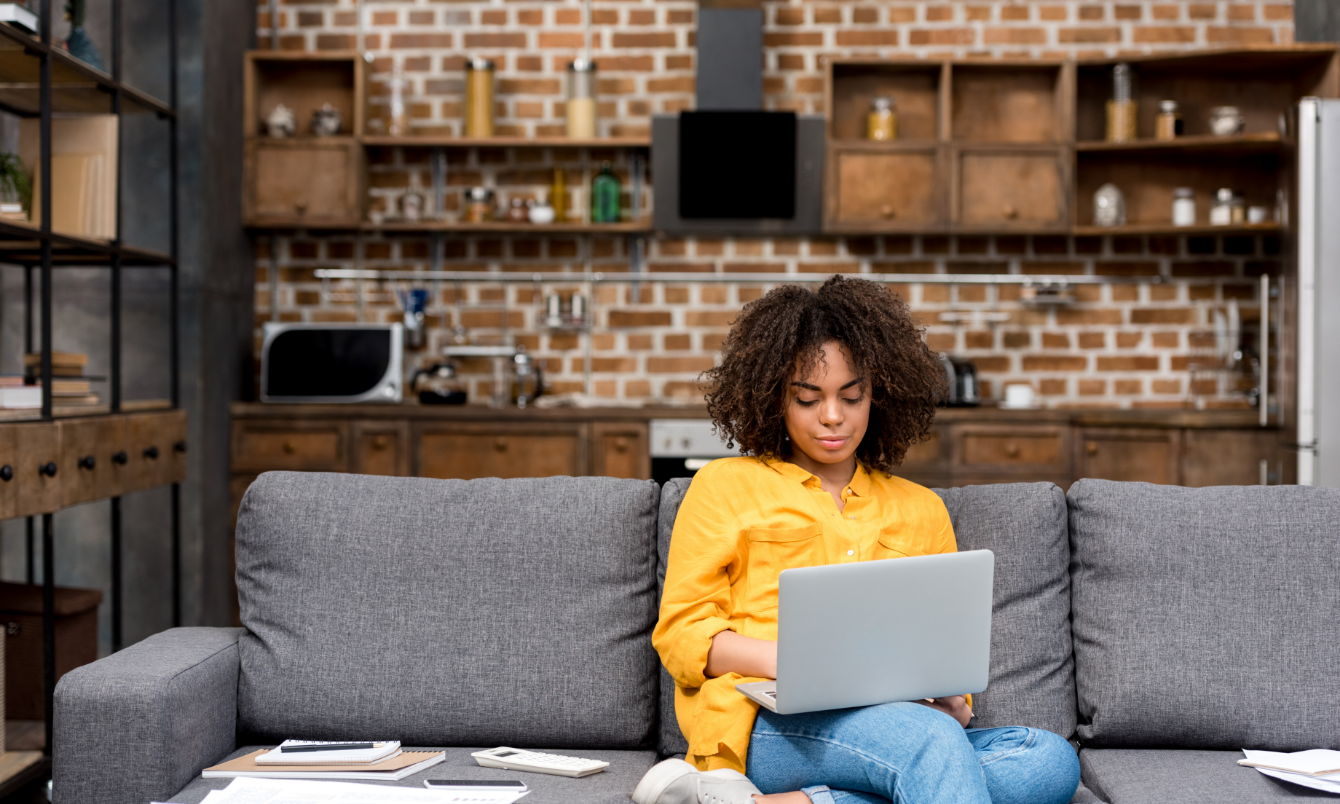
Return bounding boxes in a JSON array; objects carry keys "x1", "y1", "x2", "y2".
[{"x1": 0, "y1": 583, "x2": 102, "y2": 721}]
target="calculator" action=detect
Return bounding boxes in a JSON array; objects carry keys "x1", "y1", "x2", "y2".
[{"x1": 471, "y1": 747, "x2": 610, "y2": 778}]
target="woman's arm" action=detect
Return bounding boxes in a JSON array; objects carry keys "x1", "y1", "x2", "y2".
[{"x1": 706, "y1": 630, "x2": 778, "y2": 679}]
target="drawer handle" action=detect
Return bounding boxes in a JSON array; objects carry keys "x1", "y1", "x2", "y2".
[
  {"x1": 1005, "y1": 443, "x2": 1021, "y2": 459},
  {"x1": 879, "y1": 204, "x2": 895, "y2": 219},
  {"x1": 78, "y1": 455, "x2": 96, "y2": 471},
  {"x1": 494, "y1": 437, "x2": 508, "y2": 452},
  {"x1": 295, "y1": 199, "x2": 309, "y2": 215},
  {"x1": 613, "y1": 436, "x2": 630, "y2": 453},
  {"x1": 144, "y1": 446, "x2": 160, "y2": 460},
  {"x1": 174, "y1": 440, "x2": 188, "y2": 453},
  {"x1": 39, "y1": 462, "x2": 57, "y2": 478},
  {"x1": 112, "y1": 451, "x2": 128, "y2": 465},
  {"x1": 1086, "y1": 441, "x2": 1099, "y2": 456},
  {"x1": 1003, "y1": 204, "x2": 1019, "y2": 220},
  {"x1": 282, "y1": 440, "x2": 295, "y2": 454},
  {"x1": 0, "y1": 465, "x2": 12, "y2": 482},
  {"x1": 372, "y1": 436, "x2": 388, "y2": 450}
]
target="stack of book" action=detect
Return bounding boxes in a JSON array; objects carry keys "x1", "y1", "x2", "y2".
[
  {"x1": 0, "y1": 375, "x2": 38, "y2": 410},
  {"x1": 203, "y1": 741, "x2": 445, "y2": 782},
  {"x1": 22, "y1": 352, "x2": 100, "y2": 408}
]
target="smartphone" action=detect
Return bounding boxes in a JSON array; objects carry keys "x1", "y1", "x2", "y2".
[{"x1": 425, "y1": 779, "x2": 528, "y2": 790}]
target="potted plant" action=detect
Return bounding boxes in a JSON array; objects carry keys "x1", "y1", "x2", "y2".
[{"x1": 0, "y1": 152, "x2": 31, "y2": 221}]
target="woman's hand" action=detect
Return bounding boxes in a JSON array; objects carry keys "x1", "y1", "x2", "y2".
[
  {"x1": 706, "y1": 630, "x2": 778, "y2": 679},
  {"x1": 915, "y1": 695, "x2": 972, "y2": 728}
]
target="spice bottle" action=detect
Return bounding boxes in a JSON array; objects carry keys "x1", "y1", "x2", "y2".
[
  {"x1": 1106, "y1": 63, "x2": 1136, "y2": 142},
  {"x1": 463, "y1": 187, "x2": 495, "y2": 223},
  {"x1": 1155, "y1": 100, "x2": 1183, "y2": 141},
  {"x1": 567, "y1": 59, "x2": 597, "y2": 139},
  {"x1": 591, "y1": 162, "x2": 621, "y2": 223},
  {"x1": 465, "y1": 58, "x2": 495, "y2": 138},
  {"x1": 867, "y1": 97, "x2": 897, "y2": 141},
  {"x1": 1172, "y1": 187, "x2": 1196, "y2": 226},
  {"x1": 550, "y1": 168, "x2": 568, "y2": 222}
]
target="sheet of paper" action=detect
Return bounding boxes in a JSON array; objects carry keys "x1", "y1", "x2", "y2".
[
  {"x1": 1254, "y1": 767, "x2": 1340, "y2": 795},
  {"x1": 1241, "y1": 749, "x2": 1340, "y2": 777},
  {"x1": 187, "y1": 777, "x2": 529, "y2": 804}
]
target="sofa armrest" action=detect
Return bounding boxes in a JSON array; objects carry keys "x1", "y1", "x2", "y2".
[{"x1": 53, "y1": 627, "x2": 244, "y2": 804}]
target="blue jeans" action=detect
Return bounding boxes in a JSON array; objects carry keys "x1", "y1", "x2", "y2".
[{"x1": 745, "y1": 703, "x2": 1079, "y2": 804}]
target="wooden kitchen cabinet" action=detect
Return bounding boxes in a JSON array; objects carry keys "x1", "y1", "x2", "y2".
[
  {"x1": 232, "y1": 419, "x2": 349, "y2": 473},
  {"x1": 828, "y1": 147, "x2": 943, "y2": 230},
  {"x1": 591, "y1": 422, "x2": 650, "y2": 480},
  {"x1": 416, "y1": 423, "x2": 587, "y2": 480},
  {"x1": 1181, "y1": 429, "x2": 1282, "y2": 487},
  {"x1": 13, "y1": 422, "x2": 62, "y2": 517},
  {"x1": 351, "y1": 420, "x2": 409, "y2": 476},
  {"x1": 953, "y1": 423, "x2": 1071, "y2": 486},
  {"x1": 953, "y1": 148, "x2": 1069, "y2": 230},
  {"x1": 125, "y1": 411, "x2": 188, "y2": 492},
  {"x1": 1076, "y1": 428, "x2": 1181, "y2": 485},
  {"x1": 58, "y1": 417, "x2": 128, "y2": 507},
  {"x1": 0, "y1": 425, "x2": 17, "y2": 519}
]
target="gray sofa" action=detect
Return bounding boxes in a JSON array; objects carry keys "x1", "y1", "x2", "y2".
[{"x1": 52, "y1": 472, "x2": 1340, "y2": 804}]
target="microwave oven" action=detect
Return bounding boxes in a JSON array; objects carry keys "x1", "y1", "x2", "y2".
[{"x1": 260, "y1": 323, "x2": 403, "y2": 403}]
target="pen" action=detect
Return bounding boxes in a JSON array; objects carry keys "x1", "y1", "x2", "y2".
[{"x1": 281, "y1": 743, "x2": 376, "y2": 753}]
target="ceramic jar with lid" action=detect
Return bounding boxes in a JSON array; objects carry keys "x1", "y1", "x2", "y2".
[
  {"x1": 1209, "y1": 106, "x2": 1245, "y2": 137},
  {"x1": 1093, "y1": 183, "x2": 1126, "y2": 227},
  {"x1": 1172, "y1": 187, "x2": 1196, "y2": 226}
]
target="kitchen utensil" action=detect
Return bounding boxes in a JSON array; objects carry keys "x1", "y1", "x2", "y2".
[
  {"x1": 398, "y1": 289, "x2": 429, "y2": 350},
  {"x1": 1001, "y1": 384, "x2": 1036, "y2": 409},
  {"x1": 510, "y1": 349, "x2": 543, "y2": 408},
  {"x1": 938, "y1": 354, "x2": 980, "y2": 407}
]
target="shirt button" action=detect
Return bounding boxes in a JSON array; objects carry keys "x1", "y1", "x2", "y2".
[{"x1": 847, "y1": 549, "x2": 855, "y2": 556}]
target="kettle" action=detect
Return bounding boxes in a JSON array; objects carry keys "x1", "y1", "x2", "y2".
[
  {"x1": 938, "y1": 354, "x2": 980, "y2": 407},
  {"x1": 510, "y1": 349, "x2": 543, "y2": 408},
  {"x1": 412, "y1": 362, "x2": 468, "y2": 405}
]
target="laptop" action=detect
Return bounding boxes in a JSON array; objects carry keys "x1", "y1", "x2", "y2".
[{"x1": 735, "y1": 549, "x2": 994, "y2": 715}]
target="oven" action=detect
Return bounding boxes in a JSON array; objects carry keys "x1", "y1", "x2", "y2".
[{"x1": 650, "y1": 419, "x2": 740, "y2": 487}]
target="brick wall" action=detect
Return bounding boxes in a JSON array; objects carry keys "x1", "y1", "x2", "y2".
[{"x1": 255, "y1": 0, "x2": 1292, "y2": 408}]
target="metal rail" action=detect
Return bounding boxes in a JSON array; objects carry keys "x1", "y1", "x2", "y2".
[{"x1": 314, "y1": 269, "x2": 1165, "y2": 285}]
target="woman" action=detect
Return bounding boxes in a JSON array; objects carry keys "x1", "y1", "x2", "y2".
[{"x1": 632, "y1": 276, "x2": 1079, "y2": 804}]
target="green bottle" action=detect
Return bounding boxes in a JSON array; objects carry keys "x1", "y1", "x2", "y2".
[{"x1": 591, "y1": 162, "x2": 621, "y2": 224}]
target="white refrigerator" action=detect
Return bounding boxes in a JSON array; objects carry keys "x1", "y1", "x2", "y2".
[{"x1": 1295, "y1": 98, "x2": 1340, "y2": 486}]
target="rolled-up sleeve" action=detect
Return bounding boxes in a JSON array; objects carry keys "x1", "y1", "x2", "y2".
[{"x1": 653, "y1": 465, "x2": 743, "y2": 690}]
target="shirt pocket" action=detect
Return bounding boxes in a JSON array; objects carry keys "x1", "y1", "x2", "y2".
[
  {"x1": 743, "y1": 523, "x2": 823, "y2": 613},
  {"x1": 874, "y1": 528, "x2": 913, "y2": 560}
]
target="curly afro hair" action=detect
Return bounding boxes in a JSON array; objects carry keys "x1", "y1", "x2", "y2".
[{"x1": 702, "y1": 275, "x2": 945, "y2": 475}]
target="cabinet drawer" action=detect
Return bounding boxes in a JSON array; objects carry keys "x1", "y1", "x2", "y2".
[
  {"x1": 124, "y1": 411, "x2": 188, "y2": 491},
  {"x1": 591, "y1": 422, "x2": 649, "y2": 480},
  {"x1": 13, "y1": 422, "x2": 61, "y2": 517},
  {"x1": 418, "y1": 425, "x2": 585, "y2": 480},
  {"x1": 59, "y1": 418, "x2": 127, "y2": 506},
  {"x1": 831, "y1": 148, "x2": 941, "y2": 228},
  {"x1": 233, "y1": 422, "x2": 349, "y2": 473},
  {"x1": 955, "y1": 425, "x2": 1069, "y2": 472},
  {"x1": 955, "y1": 148, "x2": 1067, "y2": 228},
  {"x1": 245, "y1": 140, "x2": 362, "y2": 224},
  {"x1": 351, "y1": 421, "x2": 408, "y2": 476},
  {"x1": 1076, "y1": 428, "x2": 1180, "y2": 485},
  {"x1": 0, "y1": 426, "x2": 17, "y2": 519}
]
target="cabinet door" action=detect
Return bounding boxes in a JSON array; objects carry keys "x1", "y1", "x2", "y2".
[
  {"x1": 14, "y1": 422, "x2": 61, "y2": 517},
  {"x1": 591, "y1": 422, "x2": 649, "y2": 480},
  {"x1": 232, "y1": 420, "x2": 349, "y2": 473},
  {"x1": 953, "y1": 424, "x2": 1071, "y2": 479},
  {"x1": 0, "y1": 426, "x2": 17, "y2": 519},
  {"x1": 245, "y1": 140, "x2": 362, "y2": 224},
  {"x1": 417, "y1": 424, "x2": 586, "y2": 480},
  {"x1": 1076, "y1": 428, "x2": 1180, "y2": 485},
  {"x1": 1181, "y1": 429, "x2": 1281, "y2": 487},
  {"x1": 955, "y1": 148, "x2": 1067, "y2": 229},
  {"x1": 351, "y1": 420, "x2": 409, "y2": 476},
  {"x1": 830, "y1": 148, "x2": 941, "y2": 229}
]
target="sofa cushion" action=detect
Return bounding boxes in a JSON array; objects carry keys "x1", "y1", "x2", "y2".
[
  {"x1": 1079, "y1": 749, "x2": 1337, "y2": 804},
  {"x1": 235, "y1": 472, "x2": 660, "y2": 749},
  {"x1": 1068, "y1": 480, "x2": 1340, "y2": 750},
  {"x1": 935, "y1": 482, "x2": 1076, "y2": 739},
  {"x1": 169, "y1": 746, "x2": 660, "y2": 804},
  {"x1": 656, "y1": 478, "x2": 692, "y2": 757}
]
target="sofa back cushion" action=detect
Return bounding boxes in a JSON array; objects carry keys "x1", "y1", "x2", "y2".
[
  {"x1": 1068, "y1": 479, "x2": 1340, "y2": 750},
  {"x1": 235, "y1": 471, "x2": 661, "y2": 749},
  {"x1": 654, "y1": 478, "x2": 1077, "y2": 754},
  {"x1": 935, "y1": 482, "x2": 1076, "y2": 739},
  {"x1": 657, "y1": 478, "x2": 692, "y2": 757}
]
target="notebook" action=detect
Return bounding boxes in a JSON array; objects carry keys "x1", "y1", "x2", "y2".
[
  {"x1": 256, "y1": 740, "x2": 400, "y2": 765},
  {"x1": 203, "y1": 749, "x2": 443, "y2": 781}
]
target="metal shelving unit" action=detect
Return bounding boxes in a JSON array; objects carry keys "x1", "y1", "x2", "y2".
[{"x1": 0, "y1": 0, "x2": 179, "y2": 762}]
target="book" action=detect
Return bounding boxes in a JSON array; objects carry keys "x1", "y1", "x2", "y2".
[
  {"x1": 1239, "y1": 749, "x2": 1340, "y2": 777},
  {"x1": 51, "y1": 394, "x2": 100, "y2": 406},
  {"x1": 203, "y1": 749, "x2": 444, "y2": 781},
  {"x1": 0, "y1": 387, "x2": 41, "y2": 409},
  {"x1": 255, "y1": 740, "x2": 401, "y2": 765},
  {"x1": 0, "y1": 3, "x2": 37, "y2": 33},
  {"x1": 50, "y1": 379, "x2": 91, "y2": 395},
  {"x1": 0, "y1": 376, "x2": 25, "y2": 387},
  {"x1": 23, "y1": 352, "x2": 88, "y2": 369}
]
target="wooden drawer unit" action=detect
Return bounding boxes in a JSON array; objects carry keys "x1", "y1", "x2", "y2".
[
  {"x1": 244, "y1": 139, "x2": 363, "y2": 226},
  {"x1": 1076, "y1": 428, "x2": 1181, "y2": 485},
  {"x1": 0, "y1": 425, "x2": 17, "y2": 519},
  {"x1": 591, "y1": 422, "x2": 649, "y2": 480},
  {"x1": 416, "y1": 423, "x2": 587, "y2": 480},
  {"x1": 953, "y1": 147, "x2": 1069, "y2": 230},
  {"x1": 12, "y1": 422, "x2": 62, "y2": 517},
  {"x1": 828, "y1": 147, "x2": 943, "y2": 230},
  {"x1": 955, "y1": 425, "x2": 1069, "y2": 472},
  {"x1": 232, "y1": 420, "x2": 349, "y2": 473},
  {"x1": 351, "y1": 420, "x2": 409, "y2": 476},
  {"x1": 58, "y1": 417, "x2": 128, "y2": 506},
  {"x1": 123, "y1": 411, "x2": 188, "y2": 491},
  {"x1": 1181, "y1": 429, "x2": 1282, "y2": 488}
]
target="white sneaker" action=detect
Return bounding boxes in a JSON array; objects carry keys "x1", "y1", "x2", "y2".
[{"x1": 630, "y1": 758, "x2": 762, "y2": 804}]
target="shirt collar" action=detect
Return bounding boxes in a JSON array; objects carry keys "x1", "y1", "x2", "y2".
[{"x1": 762, "y1": 455, "x2": 872, "y2": 497}]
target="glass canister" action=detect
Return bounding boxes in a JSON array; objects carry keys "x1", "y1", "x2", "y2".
[
  {"x1": 1106, "y1": 63, "x2": 1136, "y2": 142},
  {"x1": 867, "y1": 97, "x2": 897, "y2": 141},
  {"x1": 567, "y1": 59, "x2": 597, "y2": 139},
  {"x1": 465, "y1": 57, "x2": 495, "y2": 138},
  {"x1": 1155, "y1": 100, "x2": 1183, "y2": 140},
  {"x1": 1209, "y1": 188, "x2": 1244, "y2": 226},
  {"x1": 1172, "y1": 187, "x2": 1196, "y2": 226},
  {"x1": 463, "y1": 187, "x2": 495, "y2": 222},
  {"x1": 591, "y1": 162, "x2": 621, "y2": 223}
]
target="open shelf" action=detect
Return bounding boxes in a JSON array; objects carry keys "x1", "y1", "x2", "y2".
[
  {"x1": 1072, "y1": 222, "x2": 1282, "y2": 236},
  {"x1": 1076, "y1": 133, "x2": 1284, "y2": 154},
  {"x1": 245, "y1": 219, "x2": 652, "y2": 234},
  {"x1": 950, "y1": 61, "x2": 1070, "y2": 144},
  {"x1": 826, "y1": 60, "x2": 944, "y2": 141},
  {"x1": 0, "y1": 751, "x2": 47, "y2": 797},
  {"x1": 362, "y1": 135, "x2": 651, "y2": 149},
  {"x1": 0, "y1": 221, "x2": 173, "y2": 266}
]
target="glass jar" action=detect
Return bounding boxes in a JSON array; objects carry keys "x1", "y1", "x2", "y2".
[
  {"x1": 463, "y1": 187, "x2": 494, "y2": 223},
  {"x1": 1172, "y1": 187, "x2": 1196, "y2": 226},
  {"x1": 867, "y1": 97, "x2": 897, "y2": 141},
  {"x1": 591, "y1": 162, "x2": 621, "y2": 223},
  {"x1": 1210, "y1": 188, "x2": 1244, "y2": 226},
  {"x1": 465, "y1": 58, "x2": 495, "y2": 138},
  {"x1": 566, "y1": 59, "x2": 597, "y2": 139},
  {"x1": 550, "y1": 168, "x2": 567, "y2": 222},
  {"x1": 1105, "y1": 63, "x2": 1136, "y2": 142},
  {"x1": 1093, "y1": 182, "x2": 1126, "y2": 227},
  {"x1": 1155, "y1": 100, "x2": 1183, "y2": 140},
  {"x1": 1209, "y1": 106, "x2": 1244, "y2": 137}
]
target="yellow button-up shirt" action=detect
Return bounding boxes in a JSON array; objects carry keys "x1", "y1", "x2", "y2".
[{"x1": 653, "y1": 455, "x2": 960, "y2": 773}]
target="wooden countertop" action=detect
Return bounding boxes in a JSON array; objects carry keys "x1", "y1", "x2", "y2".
[{"x1": 231, "y1": 401, "x2": 1275, "y2": 430}]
